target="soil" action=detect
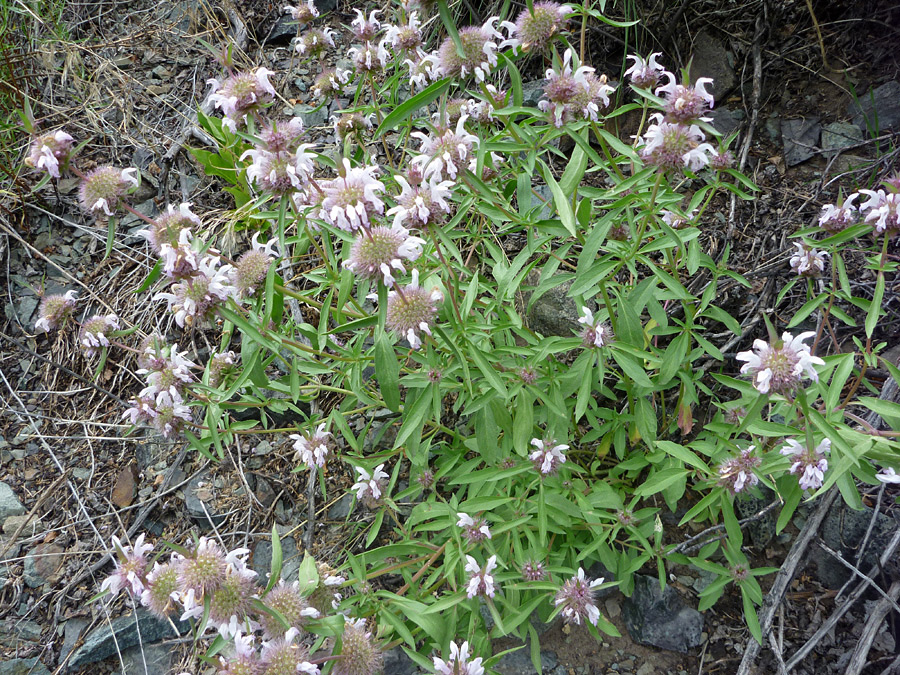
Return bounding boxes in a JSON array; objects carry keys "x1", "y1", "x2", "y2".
[{"x1": 1, "y1": 0, "x2": 900, "y2": 674}]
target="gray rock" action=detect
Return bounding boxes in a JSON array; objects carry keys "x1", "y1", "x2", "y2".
[
  {"x1": 252, "y1": 535, "x2": 301, "y2": 583},
  {"x1": 0, "y1": 619, "x2": 42, "y2": 650},
  {"x1": 68, "y1": 608, "x2": 189, "y2": 668},
  {"x1": 522, "y1": 79, "x2": 547, "y2": 108},
  {"x1": 782, "y1": 117, "x2": 821, "y2": 166},
  {"x1": 59, "y1": 616, "x2": 91, "y2": 667},
  {"x1": 0, "y1": 484, "x2": 25, "y2": 520},
  {"x1": 184, "y1": 471, "x2": 226, "y2": 530},
  {"x1": 117, "y1": 640, "x2": 175, "y2": 675},
  {"x1": 689, "y1": 31, "x2": 735, "y2": 101},
  {"x1": 734, "y1": 487, "x2": 776, "y2": 547},
  {"x1": 708, "y1": 107, "x2": 744, "y2": 137},
  {"x1": 813, "y1": 500, "x2": 899, "y2": 588},
  {"x1": 849, "y1": 80, "x2": 900, "y2": 136},
  {"x1": 381, "y1": 646, "x2": 419, "y2": 675},
  {"x1": 495, "y1": 646, "x2": 558, "y2": 674},
  {"x1": 821, "y1": 121, "x2": 863, "y2": 157},
  {"x1": 623, "y1": 575, "x2": 704, "y2": 653},
  {"x1": 520, "y1": 270, "x2": 592, "y2": 339},
  {"x1": 0, "y1": 658, "x2": 51, "y2": 675},
  {"x1": 327, "y1": 493, "x2": 354, "y2": 521},
  {"x1": 266, "y1": 14, "x2": 297, "y2": 44},
  {"x1": 293, "y1": 104, "x2": 329, "y2": 128},
  {"x1": 24, "y1": 542, "x2": 64, "y2": 588},
  {"x1": 588, "y1": 560, "x2": 617, "y2": 599}
]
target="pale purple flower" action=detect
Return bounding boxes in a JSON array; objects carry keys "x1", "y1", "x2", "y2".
[
  {"x1": 383, "y1": 268, "x2": 443, "y2": 348},
  {"x1": 640, "y1": 113, "x2": 715, "y2": 172},
  {"x1": 294, "y1": 27, "x2": 336, "y2": 58},
  {"x1": 385, "y1": 12, "x2": 423, "y2": 50},
  {"x1": 312, "y1": 68, "x2": 351, "y2": 99},
  {"x1": 79, "y1": 313, "x2": 119, "y2": 357},
  {"x1": 876, "y1": 467, "x2": 900, "y2": 484},
  {"x1": 140, "y1": 561, "x2": 180, "y2": 619},
  {"x1": 661, "y1": 209, "x2": 695, "y2": 230},
  {"x1": 284, "y1": 0, "x2": 318, "y2": 24},
  {"x1": 241, "y1": 145, "x2": 314, "y2": 195},
  {"x1": 78, "y1": 166, "x2": 138, "y2": 217},
  {"x1": 411, "y1": 115, "x2": 479, "y2": 181},
  {"x1": 781, "y1": 438, "x2": 830, "y2": 491},
  {"x1": 465, "y1": 554, "x2": 497, "y2": 598},
  {"x1": 125, "y1": 389, "x2": 192, "y2": 439},
  {"x1": 230, "y1": 232, "x2": 280, "y2": 299},
  {"x1": 436, "y1": 17, "x2": 504, "y2": 81},
  {"x1": 100, "y1": 534, "x2": 154, "y2": 598},
  {"x1": 789, "y1": 242, "x2": 827, "y2": 277},
  {"x1": 624, "y1": 52, "x2": 665, "y2": 89},
  {"x1": 818, "y1": 194, "x2": 859, "y2": 233},
  {"x1": 349, "y1": 40, "x2": 389, "y2": 72},
  {"x1": 500, "y1": 2, "x2": 571, "y2": 53},
  {"x1": 577, "y1": 306, "x2": 612, "y2": 348},
  {"x1": 343, "y1": 223, "x2": 424, "y2": 286},
  {"x1": 554, "y1": 567, "x2": 604, "y2": 626},
  {"x1": 521, "y1": 559, "x2": 547, "y2": 581},
  {"x1": 217, "y1": 630, "x2": 262, "y2": 675},
  {"x1": 529, "y1": 437, "x2": 568, "y2": 475},
  {"x1": 332, "y1": 111, "x2": 374, "y2": 140},
  {"x1": 405, "y1": 49, "x2": 441, "y2": 91},
  {"x1": 207, "y1": 68, "x2": 276, "y2": 132},
  {"x1": 351, "y1": 9, "x2": 381, "y2": 41},
  {"x1": 137, "y1": 345, "x2": 197, "y2": 397},
  {"x1": 388, "y1": 174, "x2": 454, "y2": 229},
  {"x1": 259, "y1": 628, "x2": 319, "y2": 674},
  {"x1": 717, "y1": 446, "x2": 761, "y2": 493},
  {"x1": 457, "y1": 512, "x2": 492, "y2": 543},
  {"x1": 290, "y1": 422, "x2": 332, "y2": 469},
  {"x1": 154, "y1": 255, "x2": 236, "y2": 327},
  {"x1": 538, "y1": 48, "x2": 598, "y2": 127},
  {"x1": 655, "y1": 72, "x2": 714, "y2": 122},
  {"x1": 859, "y1": 189, "x2": 900, "y2": 235},
  {"x1": 433, "y1": 641, "x2": 484, "y2": 675},
  {"x1": 141, "y1": 203, "x2": 202, "y2": 255},
  {"x1": 158, "y1": 228, "x2": 200, "y2": 280},
  {"x1": 25, "y1": 130, "x2": 74, "y2": 178},
  {"x1": 34, "y1": 290, "x2": 77, "y2": 333},
  {"x1": 736, "y1": 331, "x2": 824, "y2": 395},
  {"x1": 317, "y1": 158, "x2": 385, "y2": 231},
  {"x1": 352, "y1": 464, "x2": 389, "y2": 505}
]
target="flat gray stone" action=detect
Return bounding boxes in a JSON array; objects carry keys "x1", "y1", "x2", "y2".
[
  {"x1": 782, "y1": 117, "x2": 821, "y2": 166},
  {"x1": 68, "y1": 608, "x2": 189, "y2": 668},
  {"x1": 183, "y1": 471, "x2": 225, "y2": 530},
  {"x1": 708, "y1": 107, "x2": 744, "y2": 137},
  {"x1": 0, "y1": 658, "x2": 51, "y2": 675},
  {"x1": 59, "y1": 617, "x2": 91, "y2": 667},
  {"x1": 252, "y1": 535, "x2": 301, "y2": 583},
  {"x1": 495, "y1": 646, "x2": 558, "y2": 675},
  {"x1": 0, "y1": 484, "x2": 25, "y2": 520},
  {"x1": 623, "y1": 575, "x2": 703, "y2": 653},
  {"x1": 821, "y1": 121, "x2": 863, "y2": 157},
  {"x1": 292, "y1": 104, "x2": 329, "y2": 128},
  {"x1": 689, "y1": 30, "x2": 735, "y2": 101},
  {"x1": 381, "y1": 647, "x2": 419, "y2": 675},
  {"x1": 24, "y1": 542, "x2": 64, "y2": 588},
  {"x1": 849, "y1": 80, "x2": 900, "y2": 136},
  {"x1": 0, "y1": 619, "x2": 42, "y2": 650},
  {"x1": 522, "y1": 79, "x2": 547, "y2": 108},
  {"x1": 117, "y1": 641, "x2": 175, "y2": 675}
]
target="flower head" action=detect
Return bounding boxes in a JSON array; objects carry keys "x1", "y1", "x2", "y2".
[
  {"x1": 259, "y1": 628, "x2": 319, "y2": 675},
  {"x1": 295, "y1": 27, "x2": 336, "y2": 58},
  {"x1": 231, "y1": 233, "x2": 280, "y2": 299},
  {"x1": 859, "y1": 189, "x2": 900, "y2": 236},
  {"x1": 141, "y1": 203, "x2": 202, "y2": 255},
  {"x1": 332, "y1": 112, "x2": 374, "y2": 141},
  {"x1": 436, "y1": 17, "x2": 503, "y2": 82},
  {"x1": 34, "y1": 290, "x2": 77, "y2": 333},
  {"x1": 140, "y1": 561, "x2": 180, "y2": 619},
  {"x1": 538, "y1": 48, "x2": 600, "y2": 127},
  {"x1": 25, "y1": 130, "x2": 74, "y2": 178},
  {"x1": 789, "y1": 242, "x2": 827, "y2": 277},
  {"x1": 736, "y1": 331, "x2": 824, "y2": 395},
  {"x1": 624, "y1": 53, "x2": 666, "y2": 89},
  {"x1": 100, "y1": 534, "x2": 154, "y2": 598},
  {"x1": 351, "y1": 9, "x2": 381, "y2": 41},
  {"x1": 242, "y1": 145, "x2": 315, "y2": 196},
  {"x1": 208, "y1": 68, "x2": 276, "y2": 132},
  {"x1": 529, "y1": 437, "x2": 568, "y2": 475},
  {"x1": 317, "y1": 159, "x2": 385, "y2": 231},
  {"x1": 259, "y1": 581, "x2": 319, "y2": 639},
  {"x1": 465, "y1": 554, "x2": 497, "y2": 598},
  {"x1": 501, "y1": 2, "x2": 571, "y2": 53},
  {"x1": 217, "y1": 630, "x2": 262, "y2": 675},
  {"x1": 136, "y1": 343, "x2": 197, "y2": 397},
  {"x1": 284, "y1": 0, "x2": 318, "y2": 25},
  {"x1": 348, "y1": 40, "x2": 389, "y2": 73},
  {"x1": 717, "y1": 446, "x2": 761, "y2": 493},
  {"x1": 385, "y1": 12, "x2": 423, "y2": 51},
  {"x1": 208, "y1": 562, "x2": 259, "y2": 638},
  {"x1": 388, "y1": 174, "x2": 454, "y2": 229},
  {"x1": 79, "y1": 313, "x2": 119, "y2": 357},
  {"x1": 405, "y1": 49, "x2": 441, "y2": 91},
  {"x1": 411, "y1": 116, "x2": 479, "y2": 181},
  {"x1": 520, "y1": 559, "x2": 547, "y2": 581},
  {"x1": 780, "y1": 438, "x2": 830, "y2": 491},
  {"x1": 554, "y1": 567, "x2": 604, "y2": 626},
  {"x1": 433, "y1": 641, "x2": 484, "y2": 675},
  {"x1": 639, "y1": 113, "x2": 715, "y2": 172},
  {"x1": 176, "y1": 536, "x2": 229, "y2": 599},
  {"x1": 154, "y1": 254, "x2": 236, "y2": 328},
  {"x1": 655, "y1": 72, "x2": 715, "y2": 123},
  {"x1": 384, "y1": 269, "x2": 443, "y2": 348},
  {"x1": 457, "y1": 512, "x2": 492, "y2": 544},
  {"x1": 352, "y1": 464, "x2": 389, "y2": 508},
  {"x1": 290, "y1": 422, "x2": 333, "y2": 469},
  {"x1": 577, "y1": 306, "x2": 612, "y2": 348},
  {"x1": 343, "y1": 223, "x2": 424, "y2": 286},
  {"x1": 313, "y1": 68, "x2": 351, "y2": 100},
  {"x1": 332, "y1": 617, "x2": 383, "y2": 675},
  {"x1": 818, "y1": 194, "x2": 859, "y2": 233},
  {"x1": 78, "y1": 166, "x2": 138, "y2": 217}
]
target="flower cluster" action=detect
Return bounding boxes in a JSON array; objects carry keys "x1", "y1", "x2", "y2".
[
  {"x1": 78, "y1": 166, "x2": 139, "y2": 217},
  {"x1": 501, "y1": 2, "x2": 570, "y2": 53},
  {"x1": 577, "y1": 306, "x2": 612, "y2": 348},
  {"x1": 465, "y1": 554, "x2": 497, "y2": 598},
  {"x1": 530, "y1": 436, "x2": 568, "y2": 475},
  {"x1": 781, "y1": 438, "x2": 830, "y2": 491},
  {"x1": 717, "y1": 446, "x2": 761, "y2": 493},
  {"x1": 34, "y1": 290, "x2": 78, "y2": 333},
  {"x1": 241, "y1": 118, "x2": 315, "y2": 197},
  {"x1": 436, "y1": 17, "x2": 504, "y2": 82},
  {"x1": 434, "y1": 641, "x2": 484, "y2": 675},
  {"x1": 818, "y1": 178, "x2": 900, "y2": 237},
  {"x1": 124, "y1": 337, "x2": 196, "y2": 439},
  {"x1": 79, "y1": 313, "x2": 119, "y2": 357},
  {"x1": 554, "y1": 567, "x2": 604, "y2": 626},
  {"x1": 352, "y1": 463, "x2": 389, "y2": 508},
  {"x1": 457, "y1": 512, "x2": 492, "y2": 544},
  {"x1": 208, "y1": 68, "x2": 276, "y2": 132},
  {"x1": 25, "y1": 130, "x2": 74, "y2": 178},
  {"x1": 736, "y1": 331, "x2": 824, "y2": 396},
  {"x1": 290, "y1": 422, "x2": 333, "y2": 469},
  {"x1": 539, "y1": 49, "x2": 614, "y2": 128},
  {"x1": 789, "y1": 242, "x2": 827, "y2": 277}
]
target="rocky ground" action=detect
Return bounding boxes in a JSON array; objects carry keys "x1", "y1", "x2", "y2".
[{"x1": 2, "y1": 0, "x2": 900, "y2": 673}]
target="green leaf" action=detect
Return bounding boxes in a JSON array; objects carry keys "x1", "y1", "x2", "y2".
[
  {"x1": 538, "y1": 159, "x2": 576, "y2": 238},
  {"x1": 559, "y1": 128, "x2": 589, "y2": 196},
  {"x1": 742, "y1": 588, "x2": 763, "y2": 644},
  {"x1": 395, "y1": 388, "x2": 431, "y2": 448},
  {"x1": 468, "y1": 339, "x2": 507, "y2": 399},
  {"x1": 375, "y1": 331, "x2": 401, "y2": 412},
  {"x1": 633, "y1": 468, "x2": 689, "y2": 497},
  {"x1": 266, "y1": 525, "x2": 283, "y2": 593},
  {"x1": 866, "y1": 273, "x2": 885, "y2": 338},
  {"x1": 105, "y1": 216, "x2": 116, "y2": 260},
  {"x1": 375, "y1": 76, "x2": 452, "y2": 137},
  {"x1": 499, "y1": 53, "x2": 524, "y2": 108},
  {"x1": 134, "y1": 258, "x2": 162, "y2": 293}
]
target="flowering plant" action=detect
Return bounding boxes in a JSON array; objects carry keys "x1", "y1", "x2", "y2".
[{"x1": 23, "y1": 0, "x2": 900, "y2": 671}]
